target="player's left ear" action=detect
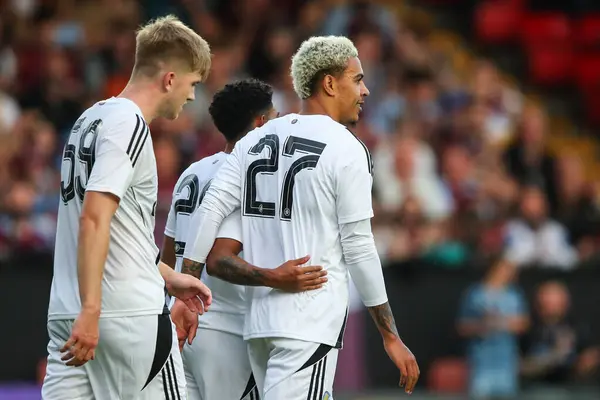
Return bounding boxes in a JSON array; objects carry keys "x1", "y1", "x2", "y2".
[{"x1": 255, "y1": 114, "x2": 267, "y2": 128}]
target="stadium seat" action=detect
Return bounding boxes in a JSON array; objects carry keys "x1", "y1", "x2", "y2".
[
  {"x1": 526, "y1": 45, "x2": 574, "y2": 86},
  {"x1": 582, "y1": 91, "x2": 600, "y2": 127},
  {"x1": 573, "y1": 54, "x2": 600, "y2": 94},
  {"x1": 520, "y1": 13, "x2": 571, "y2": 48},
  {"x1": 474, "y1": 0, "x2": 522, "y2": 44},
  {"x1": 574, "y1": 15, "x2": 600, "y2": 49},
  {"x1": 428, "y1": 357, "x2": 468, "y2": 393}
]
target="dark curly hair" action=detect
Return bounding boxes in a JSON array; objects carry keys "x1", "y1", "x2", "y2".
[{"x1": 209, "y1": 78, "x2": 274, "y2": 142}]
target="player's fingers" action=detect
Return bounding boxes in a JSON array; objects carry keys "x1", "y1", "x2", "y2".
[
  {"x1": 183, "y1": 298, "x2": 200, "y2": 314},
  {"x1": 404, "y1": 362, "x2": 418, "y2": 394},
  {"x1": 302, "y1": 284, "x2": 324, "y2": 291},
  {"x1": 61, "y1": 351, "x2": 74, "y2": 362},
  {"x1": 191, "y1": 297, "x2": 206, "y2": 314},
  {"x1": 297, "y1": 265, "x2": 324, "y2": 274},
  {"x1": 301, "y1": 276, "x2": 328, "y2": 286},
  {"x1": 176, "y1": 326, "x2": 187, "y2": 342},
  {"x1": 299, "y1": 269, "x2": 327, "y2": 279},
  {"x1": 61, "y1": 341, "x2": 82, "y2": 361},
  {"x1": 66, "y1": 357, "x2": 88, "y2": 367},
  {"x1": 60, "y1": 337, "x2": 76, "y2": 353},
  {"x1": 290, "y1": 255, "x2": 311, "y2": 267},
  {"x1": 84, "y1": 349, "x2": 95, "y2": 362},
  {"x1": 196, "y1": 284, "x2": 212, "y2": 307},
  {"x1": 187, "y1": 318, "x2": 198, "y2": 345},
  {"x1": 398, "y1": 362, "x2": 408, "y2": 388},
  {"x1": 74, "y1": 343, "x2": 89, "y2": 362}
]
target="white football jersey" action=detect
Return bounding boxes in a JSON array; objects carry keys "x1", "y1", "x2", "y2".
[
  {"x1": 165, "y1": 153, "x2": 247, "y2": 335},
  {"x1": 48, "y1": 97, "x2": 164, "y2": 320},
  {"x1": 207, "y1": 113, "x2": 374, "y2": 348}
]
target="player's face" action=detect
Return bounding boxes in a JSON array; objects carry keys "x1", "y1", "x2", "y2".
[
  {"x1": 337, "y1": 57, "x2": 369, "y2": 126},
  {"x1": 160, "y1": 70, "x2": 202, "y2": 120}
]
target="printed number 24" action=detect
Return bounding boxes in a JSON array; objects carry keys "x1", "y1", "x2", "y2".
[{"x1": 244, "y1": 134, "x2": 326, "y2": 221}]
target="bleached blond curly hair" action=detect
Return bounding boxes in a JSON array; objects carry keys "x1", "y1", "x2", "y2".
[{"x1": 291, "y1": 36, "x2": 358, "y2": 99}]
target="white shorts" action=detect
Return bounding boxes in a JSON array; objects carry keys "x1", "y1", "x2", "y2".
[
  {"x1": 42, "y1": 313, "x2": 186, "y2": 400},
  {"x1": 247, "y1": 338, "x2": 339, "y2": 400},
  {"x1": 182, "y1": 328, "x2": 259, "y2": 400}
]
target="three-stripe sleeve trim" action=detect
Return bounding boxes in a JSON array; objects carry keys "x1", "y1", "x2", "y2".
[{"x1": 125, "y1": 114, "x2": 149, "y2": 167}]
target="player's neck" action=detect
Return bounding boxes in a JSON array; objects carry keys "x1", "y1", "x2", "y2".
[
  {"x1": 118, "y1": 81, "x2": 162, "y2": 123},
  {"x1": 223, "y1": 141, "x2": 235, "y2": 154},
  {"x1": 299, "y1": 98, "x2": 341, "y2": 124}
]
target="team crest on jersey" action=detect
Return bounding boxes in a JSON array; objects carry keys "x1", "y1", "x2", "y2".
[{"x1": 322, "y1": 392, "x2": 332, "y2": 400}]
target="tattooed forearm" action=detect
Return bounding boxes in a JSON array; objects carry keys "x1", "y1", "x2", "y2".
[
  {"x1": 368, "y1": 302, "x2": 400, "y2": 339},
  {"x1": 212, "y1": 256, "x2": 267, "y2": 286},
  {"x1": 181, "y1": 258, "x2": 204, "y2": 279}
]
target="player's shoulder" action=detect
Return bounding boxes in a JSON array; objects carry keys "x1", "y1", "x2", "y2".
[
  {"x1": 86, "y1": 97, "x2": 148, "y2": 141},
  {"x1": 183, "y1": 152, "x2": 228, "y2": 178},
  {"x1": 328, "y1": 126, "x2": 373, "y2": 174}
]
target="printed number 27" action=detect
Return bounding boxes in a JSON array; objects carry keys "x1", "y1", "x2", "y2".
[{"x1": 243, "y1": 134, "x2": 326, "y2": 221}]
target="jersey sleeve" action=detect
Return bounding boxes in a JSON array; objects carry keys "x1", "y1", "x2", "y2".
[
  {"x1": 216, "y1": 210, "x2": 243, "y2": 243},
  {"x1": 184, "y1": 147, "x2": 243, "y2": 263},
  {"x1": 163, "y1": 181, "x2": 180, "y2": 238},
  {"x1": 86, "y1": 114, "x2": 148, "y2": 199},
  {"x1": 335, "y1": 141, "x2": 374, "y2": 225}
]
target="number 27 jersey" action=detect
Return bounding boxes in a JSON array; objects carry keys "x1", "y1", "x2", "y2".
[{"x1": 211, "y1": 113, "x2": 374, "y2": 347}]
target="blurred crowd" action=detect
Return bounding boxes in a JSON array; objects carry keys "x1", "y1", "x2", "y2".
[{"x1": 2, "y1": 0, "x2": 600, "y2": 273}]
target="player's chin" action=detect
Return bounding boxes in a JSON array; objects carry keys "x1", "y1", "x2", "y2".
[{"x1": 165, "y1": 110, "x2": 181, "y2": 120}]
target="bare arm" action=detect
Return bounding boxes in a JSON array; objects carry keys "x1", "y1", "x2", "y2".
[
  {"x1": 77, "y1": 191, "x2": 119, "y2": 315},
  {"x1": 181, "y1": 257, "x2": 206, "y2": 280},
  {"x1": 160, "y1": 235, "x2": 177, "y2": 270},
  {"x1": 205, "y1": 238, "x2": 275, "y2": 286},
  {"x1": 368, "y1": 302, "x2": 401, "y2": 342}
]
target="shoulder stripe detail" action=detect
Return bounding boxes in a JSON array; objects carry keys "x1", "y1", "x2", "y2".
[
  {"x1": 347, "y1": 129, "x2": 373, "y2": 175},
  {"x1": 126, "y1": 114, "x2": 142, "y2": 156},
  {"x1": 132, "y1": 123, "x2": 150, "y2": 167}
]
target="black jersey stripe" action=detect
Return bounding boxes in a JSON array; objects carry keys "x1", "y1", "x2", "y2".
[
  {"x1": 307, "y1": 363, "x2": 318, "y2": 400},
  {"x1": 346, "y1": 128, "x2": 373, "y2": 175},
  {"x1": 126, "y1": 115, "x2": 142, "y2": 156},
  {"x1": 168, "y1": 355, "x2": 181, "y2": 400},
  {"x1": 132, "y1": 122, "x2": 150, "y2": 167}
]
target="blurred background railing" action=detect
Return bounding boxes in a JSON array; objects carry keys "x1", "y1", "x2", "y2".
[{"x1": 2, "y1": 0, "x2": 600, "y2": 398}]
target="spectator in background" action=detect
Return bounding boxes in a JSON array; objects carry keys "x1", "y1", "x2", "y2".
[
  {"x1": 521, "y1": 282, "x2": 599, "y2": 388},
  {"x1": 504, "y1": 185, "x2": 578, "y2": 270},
  {"x1": 503, "y1": 104, "x2": 558, "y2": 212},
  {"x1": 374, "y1": 133, "x2": 453, "y2": 222},
  {"x1": 457, "y1": 259, "x2": 529, "y2": 399},
  {"x1": 554, "y1": 154, "x2": 600, "y2": 261}
]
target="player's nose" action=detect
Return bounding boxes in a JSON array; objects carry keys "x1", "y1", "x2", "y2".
[{"x1": 361, "y1": 81, "x2": 370, "y2": 97}]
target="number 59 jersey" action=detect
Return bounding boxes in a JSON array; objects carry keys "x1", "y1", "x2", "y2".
[
  {"x1": 213, "y1": 113, "x2": 374, "y2": 348},
  {"x1": 48, "y1": 97, "x2": 165, "y2": 321}
]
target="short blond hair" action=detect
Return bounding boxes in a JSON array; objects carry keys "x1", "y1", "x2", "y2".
[
  {"x1": 291, "y1": 36, "x2": 358, "y2": 99},
  {"x1": 134, "y1": 15, "x2": 211, "y2": 80}
]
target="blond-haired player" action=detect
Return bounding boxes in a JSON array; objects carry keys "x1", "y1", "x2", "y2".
[
  {"x1": 183, "y1": 36, "x2": 421, "y2": 399},
  {"x1": 42, "y1": 15, "x2": 212, "y2": 400}
]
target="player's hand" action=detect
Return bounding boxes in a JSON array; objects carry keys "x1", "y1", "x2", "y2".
[
  {"x1": 171, "y1": 299, "x2": 199, "y2": 351},
  {"x1": 166, "y1": 272, "x2": 213, "y2": 314},
  {"x1": 384, "y1": 338, "x2": 420, "y2": 395},
  {"x1": 60, "y1": 308, "x2": 99, "y2": 367},
  {"x1": 270, "y1": 255, "x2": 328, "y2": 292}
]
